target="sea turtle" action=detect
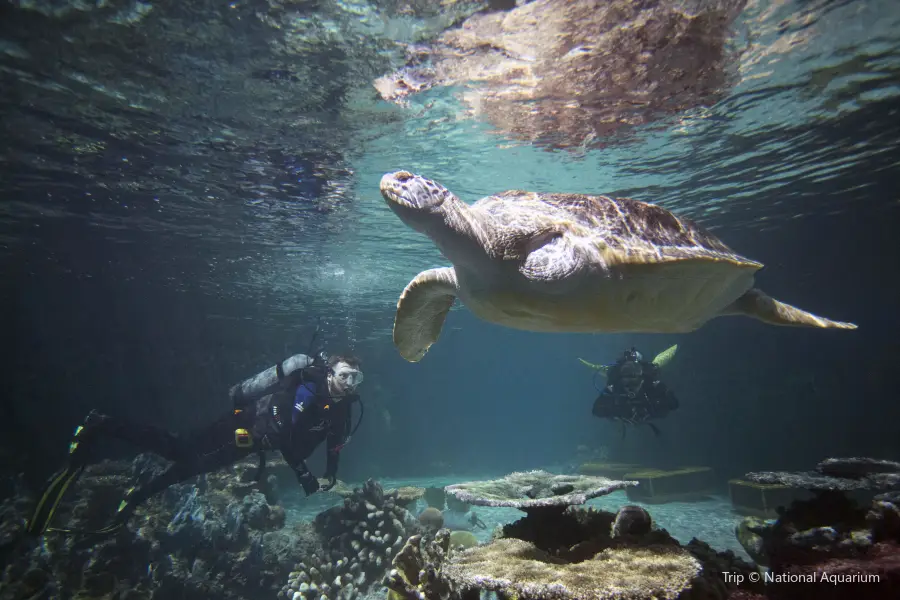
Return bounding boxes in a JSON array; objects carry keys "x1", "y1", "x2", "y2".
[{"x1": 379, "y1": 171, "x2": 857, "y2": 362}]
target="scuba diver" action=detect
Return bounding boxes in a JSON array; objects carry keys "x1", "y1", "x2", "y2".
[
  {"x1": 26, "y1": 351, "x2": 365, "y2": 536},
  {"x1": 580, "y1": 345, "x2": 679, "y2": 438}
]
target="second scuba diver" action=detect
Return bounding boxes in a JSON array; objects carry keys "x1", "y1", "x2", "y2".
[{"x1": 581, "y1": 346, "x2": 680, "y2": 438}]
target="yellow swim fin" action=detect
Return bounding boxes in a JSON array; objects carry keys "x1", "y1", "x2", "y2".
[
  {"x1": 577, "y1": 358, "x2": 610, "y2": 378},
  {"x1": 652, "y1": 344, "x2": 678, "y2": 369},
  {"x1": 46, "y1": 489, "x2": 135, "y2": 536},
  {"x1": 26, "y1": 417, "x2": 99, "y2": 536},
  {"x1": 47, "y1": 520, "x2": 125, "y2": 536},
  {"x1": 25, "y1": 465, "x2": 84, "y2": 536}
]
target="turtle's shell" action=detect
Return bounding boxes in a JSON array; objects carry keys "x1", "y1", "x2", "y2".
[
  {"x1": 473, "y1": 190, "x2": 760, "y2": 269},
  {"x1": 447, "y1": 190, "x2": 762, "y2": 334}
]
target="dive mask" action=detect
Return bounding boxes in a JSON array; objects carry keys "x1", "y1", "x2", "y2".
[{"x1": 334, "y1": 367, "x2": 364, "y2": 389}]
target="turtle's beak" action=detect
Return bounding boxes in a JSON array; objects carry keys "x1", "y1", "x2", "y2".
[{"x1": 380, "y1": 171, "x2": 449, "y2": 212}]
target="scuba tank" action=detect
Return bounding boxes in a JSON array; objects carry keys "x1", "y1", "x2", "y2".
[
  {"x1": 229, "y1": 323, "x2": 329, "y2": 482},
  {"x1": 228, "y1": 352, "x2": 319, "y2": 483},
  {"x1": 229, "y1": 353, "x2": 316, "y2": 410}
]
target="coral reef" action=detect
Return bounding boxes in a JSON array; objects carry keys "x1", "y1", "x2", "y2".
[
  {"x1": 389, "y1": 507, "x2": 759, "y2": 599},
  {"x1": 448, "y1": 531, "x2": 478, "y2": 551},
  {"x1": 612, "y1": 504, "x2": 653, "y2": 537},
  {"x1": 444, "y1": 494, "x2": 468, "y2": 514},
  {"x1": 763, "y1": 543, "x2": 899, "y2": 600},
  {"x1": 384, "y1": 530, "x2": 457, "y2": 600},
  {"x1": 0, "y1": 454, "x2": 309, "y2": 600},
  {"x1": 739, "y1": 457, "x2": 900, "y2": 567},
  {"x1": 737, "y1": 457, "x2": 900, "y2": 599},
  {"x1": 444, "y1": 537, "x2": 701, "y2": 600},
  {"x1": 744, "y1": 456, "x2": 900, "y2": 491},
  {"x1": 734, "y1": 516, "x2": 769, "y2": 566},
  {"x1": 417, "y1": 507, "x2": 444, "y2": 532},
  {"x1": 423, "y1": 487, "x2": 446, "y2": 510},
  {"x1": 305, "y1": 478, "x2": 422, "y2": 600},
  {"x1": 327, "y1": 480, "x2": 358, "y2": 499},
  {"x1": 390, "y1": 470, "x2": 759, "y2": 600},
  {"x1": 389, "y1": 487, "x2": 425, "y2": 511},
  {"x1": 330, "y1": 483, "x2": 425, "y2": 513},
  {"x1": 373, "y1": 0, "x2": 747, "y2": 151},
  {"x1": 870, "y1": 491, "x2": 900, "y2": 542},
  {"x1": 818, "y1": 457, "x2": 900, "y2": 479},
  {"x1": 445, "y1": 469, "x2": 637, "y2": 510},
  {"x1": 2, "y1": 461, "x2": 425, "y2": 600}
]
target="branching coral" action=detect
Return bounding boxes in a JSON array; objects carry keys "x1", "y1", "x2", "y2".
[
  {"x1": 299, "y1": 478, "x2": 418, "y2": 600},
  {"x1": 385, "y1": 529, "x2": 460, "y2": 600}
]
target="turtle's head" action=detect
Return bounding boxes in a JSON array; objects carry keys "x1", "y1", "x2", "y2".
[{"x1": 380, "y1": 171, "x2": 453, "y2": 233}]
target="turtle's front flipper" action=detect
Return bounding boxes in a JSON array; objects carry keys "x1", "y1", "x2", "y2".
[
  {"x1": 722, "y1": 288, "x2": 857, "y2": 330},
  {"x1": 394, "y1": 267, "x2": 459, "y2": 362}
]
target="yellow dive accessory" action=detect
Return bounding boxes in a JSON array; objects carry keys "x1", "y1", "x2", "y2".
[
  {"x1": 577, "y1": 344, "x2": 678, "y2": 378},
  {"x1": 651, "y1": 344, "x2": 678, "y2": 368},
  {"x1": 28, "y1": 418, "x2": 135, "y2": 537},
  {"x1": 26, "y1": 421, "x2": 94, "y2": 536},
  {"x1": 25, "y1": 466, "x2": 84, "y2": 536},
  {"x1": 46, "y1": 486, "x2": 135, "y2": 536},
  {"x1": 235, "y1": 428, "x2": 253, "y2": 448}
]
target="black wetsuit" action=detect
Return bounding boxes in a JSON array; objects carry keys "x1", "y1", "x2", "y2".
[
  {"x1": 70, "y1": 366, "x2": 356, "y2": 518},
  {"x1": 591, "y1": 359, "x2": 678, "y2": 434}
]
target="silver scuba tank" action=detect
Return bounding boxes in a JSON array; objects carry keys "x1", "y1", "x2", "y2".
[{"x1": 229, "y1": 353, "x2": 315, "y2": 409}]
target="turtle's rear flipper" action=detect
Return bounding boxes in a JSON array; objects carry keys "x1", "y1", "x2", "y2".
[
  {"x1": 394, "y1": 267, "x2": 459, "y2": 362},
  {"x1": 722, "y1": 288, "x2": 857, "y2": 330}
]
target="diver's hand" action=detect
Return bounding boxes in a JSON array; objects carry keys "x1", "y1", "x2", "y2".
[
  {"x1": 297, "y1": 471, "x2": 320, "y2": 496},
  {"x1": 319, "y1": 475, "x2": 337, "y2": 492}
]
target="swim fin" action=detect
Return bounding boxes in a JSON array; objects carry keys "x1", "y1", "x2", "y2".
[
  {"x1": 47, "y1": 520, "x2": 125, "y2": 536},
  {"x1": 651, "y1": 344, "x2": 678, "y2": 369},
  {"x1": 46, "y1": 490, "x2": 135, "y2": 537},
  {"x1": 25, "y1": 464, "x2": 85, "y2": 536},
  {"x1": 578, "y1": 358, "x2": 610, "y2": 378},
  {"x1": 25, "y1": 415, "x2": 101, "y2": 536}
]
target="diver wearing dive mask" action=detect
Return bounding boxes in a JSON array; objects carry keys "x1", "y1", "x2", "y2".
[
  {"x1": 590, "y1": 347, "x2": 679, "y2": 438},
  {"x1": 26, "y1": 349, "x2": 366, "y2": 537}
]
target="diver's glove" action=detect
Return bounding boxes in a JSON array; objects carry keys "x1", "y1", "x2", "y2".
[
  {"x1": 320, "y1": 475, "x2": 337, "y2": 492},
  {"x1": 297, "y1": 471, "x2": 320, "y2": 496}
]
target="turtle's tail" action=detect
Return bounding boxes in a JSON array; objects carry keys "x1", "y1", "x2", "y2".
[{"x1": 722, "y1": 288, "x2": 857, "y2": 330}]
